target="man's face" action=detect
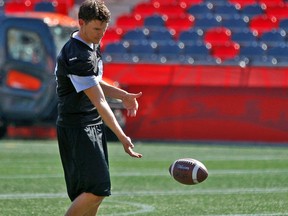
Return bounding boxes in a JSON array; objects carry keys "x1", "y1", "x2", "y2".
[{"x1": 79, "y1": 19, "x2": 108, "y2": 44}]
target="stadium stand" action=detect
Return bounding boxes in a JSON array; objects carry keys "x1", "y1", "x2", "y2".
[
  {"x1": 258, "y1": 0, "x2": 285, "y2": 7},
  {"x1": 178, "y1": 28, "x2": 204, "y2": 44},
  {"x1": 3, "y1": 0, "x2": 288, "y2": 142},
  {"x1": 265, "y1": 3, "x2": 288, "y2": 20},
  {"x1": 115, "y1": 13, "x2": 144, "y2": 31},
  {"x1": 165, "y1": 14, "x2": 195, "y2": 38},
  {"x1": 157, "y1": 41, "x2": 184, "y2": 63},
  {"x1": 144, "y1": 14, "x2": 166, "y2": 28},
  {"x1": 210, "y1": 41, "x2": 240, "y2": 62},
  {"x1": 132, "y1": 2, "x2": 158, "y2": 17},
  {"x1": 186, "y1": 2, "x2": 213, "y2": 18},
  {"x1": 240, "y1": 4, "x2": 264, "y2": 18},
  {"x1": 213, "y1": 2, "x2": 241, "y2": 18},
  {"x1": 154, "y1": 3, "x2": 187, "y2": 16},
  {"x1": 231, "y1": 29, "x2": 258, "y2": 45},
  {"x1": 266, "y1": 44, "x2": 288, "y2": 66},
  {"x1": 236, "y1": 42, "x2": 267, "y2": 65},
  {"x1": 122, "y1": 28, "x2": 149, "y2": 42},
  {"x1": 228, "y1": 0, "x2": 257, "y2": 8},
  {"x1": 4, "y1": 0, "x2": 288, "y2": 66},
  {"x1": 279, "y1": 18, "x2": 288, "y2": 31},
  {"x1": 249, "y1": 15, "x2": 279, "y2": 36},
  {"x1": 259, "y1": 29, "x2": 287, "y2": 46},
  {"x1": 34, "y1": 1, "x2": 55, "y2": 12},
  {"x1": 193, "y1": 15, "x2": 222, "y2": 29},
  {"x1": 4, "y1": 0, "x2": 74, "y2": 14},
  {"x1": 203, "y1": 27, "x2": 232, "y2": 45},
  {"x1": 127, "y1": 40, "x2": 158, "y2": 62},
  {"x1": 179, "y1": 0, "x2": 204, "y2": 8},
  {"x1": 221, "y1": 16, "x2": 249, "y2": 32},
  {"x1": 99, "y1": 0, "x2": 288, "y2": 66},
  {"x1": 148, "y1": 28, "x2": 174, "y2": 43}
]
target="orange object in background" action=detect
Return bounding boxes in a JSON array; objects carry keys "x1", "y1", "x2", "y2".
[{"x1": 6, "y1": 70, "x2": 41, "y2": 91}]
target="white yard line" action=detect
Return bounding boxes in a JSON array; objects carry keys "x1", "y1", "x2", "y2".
[
  {"x1": 202, "y1": 214, "x2": 288, "y2": 216},
  {"x1": 1, "y1": 187, "x2": 288, "y2": 200},
  {"x1": 0, "y1": 189, "x2": 287, "y2": 216},
  {"x1": 101, "y1": 200, "x2": 155, "y2": 216},
  {"x1": 0, "y1": 169, "x2": 288, "y2": 179}
]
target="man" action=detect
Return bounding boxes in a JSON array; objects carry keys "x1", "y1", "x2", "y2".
[{"x1": 54, "y1": 0, "x2": 142, "y2": 215}]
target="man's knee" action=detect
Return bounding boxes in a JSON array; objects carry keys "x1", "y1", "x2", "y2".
[{"x1": 83, "y1": 192, "x2": 105, "y2": 205}]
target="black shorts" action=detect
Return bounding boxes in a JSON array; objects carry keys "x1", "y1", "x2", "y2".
[{"x1": 57, "y1": 123, "x2": 111, "y2": 201}]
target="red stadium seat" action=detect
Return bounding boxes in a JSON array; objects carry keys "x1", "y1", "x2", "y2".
[
  {"x1": 249, "y1": 15, "x2": 279, "y2": 36},
  {"x1": 179, "y1": 0, "x2": 204, "y2": 9},
  {"x1": 155, "y1": 3, "x2": 186, "y2": 17},
  {"x1": 258, "y1": 0, "x2": 284, "y2": 7},
  {"x1": 101, "y1": 27, "x2": 124, "y2": 49},
  {"x1": 58, "y1": 0, "x2": 74, "y2": 9},
  {"x1": 5, "y1": 1, "x2": 33, "y2": 13},
  {"x1": 132, "y1": 2, "x2": 157, "y2": 18},
  {"x1": 210, "y1": 42, "x2": 240, "y2": 62},
  {"x1": 204, "y1": 27, "x2": 232, "y2": 46},
  {"x1": 165, "y1": 14, "x2": 195, "y2": 39},
  {"x1": 55, "y1": 2, "x2": 69, "y2": 15},
  {"x1": 116, "y1": 14, "x2": 144, "y2": 31},
  {"x1": 150, "y1": 0, "x2": 176, "y2": 5},
  {"x1": 265, "y1": 4, "x2": 288, "y2": 20}
]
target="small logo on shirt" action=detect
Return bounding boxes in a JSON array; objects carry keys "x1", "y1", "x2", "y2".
[{"x1": 69, "y1": 57, "x2": 77, "y2": 61}]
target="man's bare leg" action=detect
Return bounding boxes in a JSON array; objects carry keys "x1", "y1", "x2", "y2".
[{"x1": 65, "y1": 192, "x2": 105, "y2": 216}]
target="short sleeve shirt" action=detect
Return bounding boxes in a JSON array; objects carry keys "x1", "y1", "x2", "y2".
[{"x1": 55, "y1": 31, "x2": 103, "y2": 127}]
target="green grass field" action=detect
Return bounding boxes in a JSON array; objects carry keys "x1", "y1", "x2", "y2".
[{"x1": 0, "y1": 139, "x2": 287, "y2": 216}]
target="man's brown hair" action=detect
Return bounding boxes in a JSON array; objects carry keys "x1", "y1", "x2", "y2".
[{"x1": 78, "y1": 0, "x2": 111, "y2": 23}]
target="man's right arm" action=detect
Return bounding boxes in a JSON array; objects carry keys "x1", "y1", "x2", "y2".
[{"x1": 84, "y1": 84, "x2": 142, "y2": 158}]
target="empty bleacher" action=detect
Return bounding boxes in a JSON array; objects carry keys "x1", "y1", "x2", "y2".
[
  {"x1": 3, "y1": 0, "x2": 288, "y2": 67},
  {"x1": 3, "y1": 0, "x2": 288, "y2": 142},
  {"x1": 101, "y1": 0, "x2": 288, "y2": 67}
]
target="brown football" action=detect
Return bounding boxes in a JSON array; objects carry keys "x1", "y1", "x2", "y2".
[{"x1": 169, "y1": 158, "x2": 208, "y2": 185}]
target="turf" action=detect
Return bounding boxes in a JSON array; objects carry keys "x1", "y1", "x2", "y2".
[{"x1": 0, "y1": 139, "x2": 287, "y2": 216}]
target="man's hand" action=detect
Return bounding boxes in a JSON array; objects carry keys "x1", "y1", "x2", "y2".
[
  {"x1": 121, "y1": 136, "x2": 142, "y2": 158},
  {"x1": 122, "y1": 92, "x2": 142, "y2": 117}
]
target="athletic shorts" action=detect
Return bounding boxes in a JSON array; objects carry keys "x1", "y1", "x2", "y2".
[{"x1": 57, "y1": 123, "x2": 111, "y2": 201}]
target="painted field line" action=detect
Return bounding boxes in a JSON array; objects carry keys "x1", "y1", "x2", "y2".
[
  {"x1": 0, "y1": 168, "x2": 288, "y2": 179},
  {"x1": 200, "y1": 156, "x2": 288, "y2": 161},
  {"x1": 0, "y1": 169, "x2": 288, "y2": 180},
  {"x1": 102, "y1": 200, "x2": 155, "y2": 216},
  {"x1": 1, "y1": 187, "x2": 288, "y2": 200},
  {"x1": 111, "y1": 187, "x2": 288, "y2": 196},
  {"x1": 202, "y1": 214, "x2": 288, "y2": 216}
]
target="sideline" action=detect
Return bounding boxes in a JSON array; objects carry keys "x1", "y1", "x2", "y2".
[
  {"x1": 1, "y1": 187, "x2": 288, "y2": 200},
  {"x1": 102, "y1": 200, "x2": 155, "y2": 216},
  {"x1": 0, "y1": 189, "x2": 287, "y2": 216},
  {"x1": 0, "y1": 168, "x2": 288, "y2": 179}
]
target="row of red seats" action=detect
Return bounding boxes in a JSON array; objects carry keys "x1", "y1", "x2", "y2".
[
  {"x1": 150, "y1": 0, "x2": 288, "y2": 8},
  {"x1": 102, "y1": 38, "x2": 288, "y2": 66},
  {"x1": 102, "y1": 26, "x2": 288, "y2": 48},
  {"x1": 100, "y1": 0, "x2": 288, "y2": 66},
  {"x1": 133, "y1": 1, "x2": 288, "y2": 20},
  {"x1": 3, "y1": 0, "x2": 74, "y2": 15},
  {"x1": 111, "y1": 13, "x2": 287, "y2": 40}
]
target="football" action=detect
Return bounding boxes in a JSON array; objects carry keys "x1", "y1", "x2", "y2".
[{"x1": 169, "y1": 158, "x2": 208, "y2": 185}]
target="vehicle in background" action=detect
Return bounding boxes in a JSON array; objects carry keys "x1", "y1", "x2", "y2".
[{"x1": 0, "y1": 12, "x2": 125, "y2": 140}]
